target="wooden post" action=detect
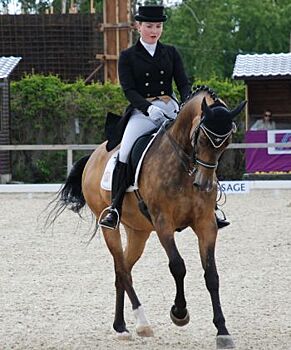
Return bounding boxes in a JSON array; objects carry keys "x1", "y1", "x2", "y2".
[
  {"x1": 61, "y1": 0, "x2": 66, "y2": 14},
  {"x1": 99, "y1": 0, "x2": 132, "y2": 82},
  {"x1": 90, "y1": 0, "x2": 95, "y2": 14}
]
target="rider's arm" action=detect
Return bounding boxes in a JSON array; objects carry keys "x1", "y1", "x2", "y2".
[{"x1": 118, "y1": 50, "x2": 151, "y2": 115}]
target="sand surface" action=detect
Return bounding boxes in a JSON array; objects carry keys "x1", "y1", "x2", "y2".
[{"x1": 0, "y1": 190, "x2": 290, "y2": 350}]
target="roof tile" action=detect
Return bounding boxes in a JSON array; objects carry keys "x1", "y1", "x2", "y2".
[
  {"x1": 232, "y1": 53, "x2": 291, "y2": 79},
  {"x1": 0, "y1": 56, "x2": 22, "y2": 79}
]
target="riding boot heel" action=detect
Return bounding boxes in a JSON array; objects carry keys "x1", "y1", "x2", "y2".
[
  {"x1": 216, "y1": 215, "x2": 230, "y2": 229},
  {"x1": 99, "y1": 208, "x2": 120, "y2": 230}
]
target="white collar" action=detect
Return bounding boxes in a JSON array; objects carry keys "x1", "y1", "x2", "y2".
[{"x1": 140, "y1": 38, "x2": 157, "y2": 56}]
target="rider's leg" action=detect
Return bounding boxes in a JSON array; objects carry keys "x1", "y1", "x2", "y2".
[
  {"x1": 99, "y1": 160, "x2": 128, "y2": 229},
  {"x1": 100, "y1": 112, "x2": 157, "y2": 230}
]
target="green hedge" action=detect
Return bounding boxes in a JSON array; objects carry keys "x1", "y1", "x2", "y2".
[{"x1": 10, "y1": 74, "x2": 245, "y2": 182}]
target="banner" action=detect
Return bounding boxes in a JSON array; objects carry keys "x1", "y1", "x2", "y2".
[
  {"x1": 220, "y1": 181, "x2": 249, "y2": 194},
  {"x1": 245, "y1": 130, "x2": 291, "y2": 173}
]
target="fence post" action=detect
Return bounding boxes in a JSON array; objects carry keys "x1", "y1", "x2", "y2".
[{"x1": 67, "y1": 149, "x2": 73, "y2": 176}]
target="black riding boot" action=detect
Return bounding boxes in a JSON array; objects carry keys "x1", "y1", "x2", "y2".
[
  {"x1": 99, "y1": 161, "x2": 128, "y2": 230},
  {"x1": 215, "y1": 206, "x2": 230, "y2": 229}
]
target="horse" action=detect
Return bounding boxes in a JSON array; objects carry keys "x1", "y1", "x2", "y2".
[{"x1": 49, "y1": 86, "x2": 246, "y2": 349}]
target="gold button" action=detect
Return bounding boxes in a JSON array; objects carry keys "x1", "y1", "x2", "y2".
[
  {"x1": 160, "y1": 81, "x2": 164, "y2": 84},
  {"x1": 160, "y1": 70, "x2": 164, "y2": 74},
  {"x1": 161, "y1": 91, "x2": 165, "y2": 95},
  {"x1": 145, "y1": 82, "x2": 149, "y2": 86}
]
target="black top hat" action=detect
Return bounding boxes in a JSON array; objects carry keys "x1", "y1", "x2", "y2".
[{"x1": 135, "y1": 6, "x2": 167, "y2": 23}]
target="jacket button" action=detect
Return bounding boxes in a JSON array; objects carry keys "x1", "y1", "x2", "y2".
[
  {"x1": 160, "y1": 81, "x2": 164, "y2": 84},
  {"x1": 146, "y1": 72, "x2": 150, "y2": 76},
  {"x1": 161, "y1": 91, "x2": 165, "y2": 95},
  {"x1": 160, "y1": 70, "x2": 164, "y2": 74},
  {"x1": 147, "y1": 93, "x2": 150, "y2": 97},
  {"x1": 145, "y1": 82, "x2": 149, "y2": 86}
]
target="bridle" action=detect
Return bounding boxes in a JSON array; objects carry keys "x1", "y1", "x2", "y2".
[
  {"x1": 190, "y1": 117, "x2": 237, "y2": 169},
  {"x1": 163, "y1": 116, "x2": 236, "y2": 175}
]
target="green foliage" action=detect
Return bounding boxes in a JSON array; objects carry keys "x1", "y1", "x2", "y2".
[
  {"x1": 163, "y1": 0, "x2": 291, "y2": 79},
  {"x1": 10, "y1": 74, "x2": 127, "y2": 182},
  {"x1": 10, "y1": 74, "x2": 246, "y2": 182}
]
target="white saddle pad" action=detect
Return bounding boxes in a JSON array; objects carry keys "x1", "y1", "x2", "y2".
[{"x1": 101, "y1": 131, "x2": 159, "y2": 192}]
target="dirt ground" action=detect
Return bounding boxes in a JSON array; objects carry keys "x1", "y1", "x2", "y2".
[{"x1": 0, "y1": 190, "x2": 290, "y2": 350}]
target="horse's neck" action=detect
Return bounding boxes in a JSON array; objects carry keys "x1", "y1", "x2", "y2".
[{"x1": 169, "y1": 100, "x2": 200, "y2": 149}]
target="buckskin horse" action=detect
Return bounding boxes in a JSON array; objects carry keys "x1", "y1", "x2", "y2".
[{"x1": 49, "y1": 86, "x2": 246, "y2": 349}]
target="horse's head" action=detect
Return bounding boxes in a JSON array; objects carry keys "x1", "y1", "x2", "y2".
[{"x1": 191, "y1": 97, "x2": 247, "y2": 192}]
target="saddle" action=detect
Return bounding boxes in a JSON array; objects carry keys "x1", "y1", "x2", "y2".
[{"x1": 101, "y1": 127, "x2": 160, "y2": 192}]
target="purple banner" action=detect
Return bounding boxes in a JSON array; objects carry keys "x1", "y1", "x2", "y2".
[{"x1": 245, "y1": 131, "x2": 291, "y2": 173}]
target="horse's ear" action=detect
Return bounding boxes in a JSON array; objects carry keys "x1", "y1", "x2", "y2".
[
  {"x1": 230, "y1": 100, "x2": 247, "y2": 119},
  {"x1": 201, "y1": 97, "x2": 213, "y2": 117}
]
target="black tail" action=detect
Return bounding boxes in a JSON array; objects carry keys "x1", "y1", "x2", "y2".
[
  {"x1": 44, "y1": 155, "x2": 90, "y2": 229},
  {"x1": 60, "y1": 155, "x2": 90, "y2": 213}
]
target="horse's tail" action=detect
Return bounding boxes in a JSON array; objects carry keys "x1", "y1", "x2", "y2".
[
  {"x1": 44, "y1": 155, "x2": 90, "y2": 228},
  {"x1": 59, "y1": 155, "x2": 90, "y2": 213}
]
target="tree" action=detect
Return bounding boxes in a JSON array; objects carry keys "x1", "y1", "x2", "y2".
[{"x1": 162, "y1": 0, "x2": 291, "y2": 80}]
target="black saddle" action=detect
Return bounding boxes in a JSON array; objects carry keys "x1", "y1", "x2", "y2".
[{"x1": 126, "y1": 131, "x2": 157, "y2": 187}]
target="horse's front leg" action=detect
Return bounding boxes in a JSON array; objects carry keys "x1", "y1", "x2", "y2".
[
  {"x1": 198, "y1": 227, "x2": 235, "y2": 349},
  {"x1": 157, "y1": 229, "x2": 190, "y2": 327}
]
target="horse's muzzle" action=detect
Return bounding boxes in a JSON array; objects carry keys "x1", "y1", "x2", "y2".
[{"x1": 193, "y1": 172, "x2": 214, "y2": 192}]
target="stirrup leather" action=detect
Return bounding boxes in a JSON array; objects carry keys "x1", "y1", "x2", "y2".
[{"x1": 98, "y1": 207, "x2": 120, "y2": 230}]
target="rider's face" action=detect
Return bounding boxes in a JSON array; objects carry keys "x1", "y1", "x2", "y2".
[{"x1": 137, "y1": 22, "x2": 163, "y2": 44}]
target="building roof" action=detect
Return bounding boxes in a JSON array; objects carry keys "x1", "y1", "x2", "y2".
[
  {"x1": 232, "y1": 53, "x2": 291, "y2": 80},
  {"x1": 0, "y1": 56, "x2": 22, "y2": 79}
]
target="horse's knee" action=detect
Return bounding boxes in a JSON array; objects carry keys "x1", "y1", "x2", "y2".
[
  {"x1": 115, "y1": 270, "x2": 132, "y2": 290},
  {"x1": 169, "y1": 256, "x2": 186, "y2": 279}
]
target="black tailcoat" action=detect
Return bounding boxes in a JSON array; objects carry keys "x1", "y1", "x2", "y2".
[{"x1": 106, "y1": 40, "x2": 191, "y2": 151}]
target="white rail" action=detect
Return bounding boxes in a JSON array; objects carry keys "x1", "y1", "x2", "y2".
[
  {"x1": 1, "y1": 142, "x2": 291, "y2": 175},
  {"x1": 0, "y1": 144, "x2": 99, "y2": 176}
]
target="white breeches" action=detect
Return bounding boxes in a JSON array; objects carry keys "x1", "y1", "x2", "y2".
[{"x1": 118, "y1": 98, "x2": 179, "y2": 163}]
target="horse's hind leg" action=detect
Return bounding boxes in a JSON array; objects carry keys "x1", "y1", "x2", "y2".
[
  {"x1": 123, "y1": 225, "x2": 153, "y2": 337},
  {"x1": 198, "y1": 231, "x2": 235, "y2": 349},
  {"x1": 102, "y1": 226, "x2": 152, "y2": 338},
  {"x1": 101, "y1": 227, "x2": 128, "y2": 338}
]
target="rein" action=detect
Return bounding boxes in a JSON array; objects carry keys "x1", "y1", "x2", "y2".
[{"x1": 162, "y1": 123, "x2": 195, "y2": 176}]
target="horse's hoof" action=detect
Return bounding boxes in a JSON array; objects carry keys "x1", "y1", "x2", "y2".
[
  {"x1": 216, "y1": 335, "x2": 235, "y2": 349},
  {"x1": 170, "y1": 307, "x2": 190, "y2": 327},
  {"x1": 116, "y1": 331, "x2": 132, "y2": 340},
  {"x1": 136, "y1": 325, "x2": 154, "y2": 337}
]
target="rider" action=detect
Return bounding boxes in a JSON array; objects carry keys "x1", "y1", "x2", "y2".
[{"x1": 100, "y1": 5, "x2": 229, "y2": 230}]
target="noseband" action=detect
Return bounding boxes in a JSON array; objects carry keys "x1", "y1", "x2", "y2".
[{"x1": 190, "y1": 118, "x2": 237, "y2": 169}]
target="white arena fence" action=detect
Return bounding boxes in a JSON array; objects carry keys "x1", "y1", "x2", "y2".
[{"x1": 0, "y1": 143, "x2": 291, "y2": 192}]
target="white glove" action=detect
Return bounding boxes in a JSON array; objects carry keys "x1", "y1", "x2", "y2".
[{"x1": 147, "y1": 105, "x2": 167, "y2": 126}]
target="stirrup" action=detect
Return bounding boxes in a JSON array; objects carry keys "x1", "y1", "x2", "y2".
[
  {"x1": 215, "y1": 208, "x2": 230, "y2": 229},
  {"x1": 98, "y1": 207, "x2": 120, "y2": 230}
]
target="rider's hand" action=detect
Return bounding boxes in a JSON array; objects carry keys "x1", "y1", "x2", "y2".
[{"x1": 147, "y1": 105, "x2": 166, "y2": 126}]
